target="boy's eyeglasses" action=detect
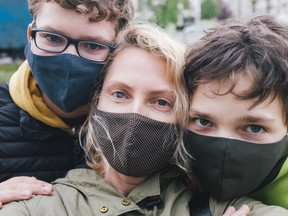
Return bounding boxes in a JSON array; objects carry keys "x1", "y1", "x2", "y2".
[{"x1": 30, "y1": 30, "x2": 115, "y2": 62}]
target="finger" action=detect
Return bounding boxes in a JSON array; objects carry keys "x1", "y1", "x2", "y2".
[
  {"x1": 0, "y1": 177, "x2": 52, "y2": 195},
  {"x1": 223, "y1": 206, "x2": 236, "y2": 216},
  {"x1": 0, "y1": 183, "x2": 52, "y2": 195},
  {"x1": 0, "y1": 190, "x2": 33, "y2": 205},
  {"x1": 0, "y1": 176, "x2": 36, "y2": 184},
  {"x1": 0, "y1": 176, "x2": 51, "y2": 187},
  {"x1": 237, "y1": 204, "x2": 250, "y2": 215},
  {"x1": 223, "y1": 205, "x2": 250, "y2": 216}
]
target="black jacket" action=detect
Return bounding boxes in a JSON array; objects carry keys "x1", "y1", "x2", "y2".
[{"x1": 0, "y1": 83, "x2": 85, "y2": 182}]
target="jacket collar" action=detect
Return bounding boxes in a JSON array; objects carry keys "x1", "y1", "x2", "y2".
[{"x1": 54, "y1": 166, "x2": 182, "y2": 203}]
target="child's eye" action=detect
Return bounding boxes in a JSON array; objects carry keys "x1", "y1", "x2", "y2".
[
  {"x1": 195, "y1": 118, "x2": 211, "y2": 127},
  {"x1": 188, "y1": 118, "x2": 213, "y2": 133},
  {"x1": 246, "y1": 125, "x2": 265, "y2": 134},
  {"x1": 41, "y1": 33, "x2": 66, "y2": 45},
  {"x1": 46, "y1": 34, "x2": 63, "y2": 43}
]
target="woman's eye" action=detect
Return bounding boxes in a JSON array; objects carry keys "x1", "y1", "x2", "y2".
[
  {"x1": 156, "y1": 99, "x2": 169, "y2": 107},
  {"x1": 112, "y1": 91, "x2": 125, "y2": 99},
  {"x1": 246, "y1": 125, "x2": 265, "y2": 134}
]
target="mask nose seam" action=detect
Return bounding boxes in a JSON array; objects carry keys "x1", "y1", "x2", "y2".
[
  {"x1": 124, "y1": 113, "x2": 138, "y2": 175},
  {"x1": 218, "y1": 138, "x2": 229, "y2": 199},
  {"x1": 62, "y1": 67, "x2": 72, "y2": 108}
]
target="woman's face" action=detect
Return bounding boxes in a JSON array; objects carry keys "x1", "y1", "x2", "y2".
[{"x1": 98, "y1": 47, "x2": 176, "y2": 123}]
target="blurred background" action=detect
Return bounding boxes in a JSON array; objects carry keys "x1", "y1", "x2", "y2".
[{"x1": 1, "y1": 0, "x2": 287, "y2": 83}]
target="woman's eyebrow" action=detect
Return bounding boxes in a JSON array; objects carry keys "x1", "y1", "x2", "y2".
[{"x1": 149, "y1": 90, "x2": 175, "y2": 97}]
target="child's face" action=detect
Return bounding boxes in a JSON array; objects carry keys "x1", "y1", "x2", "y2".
[
  {"x1": 188, "y1": 74, "x2": 287, "y2": 144},
  {"x1": 29, "y1": 1, "x2": 116, "y2": 56},
  {"x1": 26, "y1": 1, "x2": 116, "y2": 118}
]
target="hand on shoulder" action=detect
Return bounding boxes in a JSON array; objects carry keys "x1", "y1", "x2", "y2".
[
  {"x1": 0, "y1": 176, "x2": 52, "y2": 207},
  {"x1": 223, "y1": 205, "x2": 250, "y2": 216}
]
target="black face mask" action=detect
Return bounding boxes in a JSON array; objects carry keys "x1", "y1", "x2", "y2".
[
  {"x1": 95, "y1": 109, "x2": 178, "y2": 177},
  {"x1": 185, "y1": 130, "x2": 288, "y2": 201}
]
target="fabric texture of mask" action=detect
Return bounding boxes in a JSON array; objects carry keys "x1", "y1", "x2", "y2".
[
  {"x1": 95, "y1": 109, "x2": 178, "y2": 177},
  {"x1": 185, "y1": 130, "x2": 288, "y2": 201},
  {"x1": 24, "y1": 43, "x2": 105, "y2": 112}
]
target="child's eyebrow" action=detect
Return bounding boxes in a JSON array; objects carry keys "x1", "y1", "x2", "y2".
[
  {"x1": 240, "y1": 115, "x2": 276, "y2": 123},
  {"x1": 189, "y1": 109, "x2": 276, "y2": 123},
  {"x1": 189, "y1": 109, "x2": 211, "y2": 119}
]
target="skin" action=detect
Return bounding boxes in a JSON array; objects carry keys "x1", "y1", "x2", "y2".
[
  {"x1": 0, "y1": 1, "x2": 116, "y2": 207},
  {"x1": 223, "y1": 205, "x2": 250, "y2": 216},
  {"x1": 189, "y1": 74, "x2": 287, "y2": 143},
  {"x1": 97, "y1": 46, "x2": 175, "y2": 196}
]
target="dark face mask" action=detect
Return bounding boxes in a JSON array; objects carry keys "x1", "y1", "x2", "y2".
[
  {"x1": 185, "y1": 130, "x2": 288, "y2": 201},
  {"x1": 25, "y1": 43, "x2": 105, "y2": 112},
  {"x1": 95, "y1": 109, "x2": 178, "y2": 177}
]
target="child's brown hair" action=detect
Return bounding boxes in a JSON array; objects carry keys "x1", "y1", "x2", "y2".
[
  {"x1": 184, "y1": 15, "x2": 288, "y2": 124},
  {"x1": 28, "y1": 0, "x2": 134, "y2": 33}
]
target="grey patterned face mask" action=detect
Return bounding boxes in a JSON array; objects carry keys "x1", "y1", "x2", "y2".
[{"x1": 95, "y1": 109, "x2": 178, "y2": 177}]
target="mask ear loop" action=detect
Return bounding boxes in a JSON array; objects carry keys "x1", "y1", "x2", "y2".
[
  {"x1": 31, "y1": 20, "x2": 36, "y2": 28},
  {"x1": 27, "y1": 21, "x2": 35, "y2": 42}
]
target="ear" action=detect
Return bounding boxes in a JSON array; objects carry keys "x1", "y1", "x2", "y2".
[{"x1": 27, "y1": 23, "x2": 33, "y2": 42}]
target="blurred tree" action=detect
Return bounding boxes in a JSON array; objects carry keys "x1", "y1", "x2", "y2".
[
  {"x1": 201, "y1": 0, "x2": 219, "y2": 19},
  {"x1": 217, "y1": 2, "x2": 232, "y2": 20},
  {"x1": 146, "y1": 0, "x2": 190, "y2": 28},
  {"x1": 251, "y1": 0, "x2": 257, "y2": 13},
  {"x1": 266, "y1": 0, "x2": 272, "y2": 13}
]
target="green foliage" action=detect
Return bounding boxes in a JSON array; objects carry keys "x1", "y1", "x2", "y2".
[
  {"x1": 146, "y1": 0, "x2": 189, "y2": 28},
  {"x1": 251, "y1": 0, "x2": 257, "y2": 5},
  {"x1": 0, "y1": 64, "x2": 18, "y2": 83},
  {"x1": 201, "y1": 0, "x2": 219, "y2": 19}
]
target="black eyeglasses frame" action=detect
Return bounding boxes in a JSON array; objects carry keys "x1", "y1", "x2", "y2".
[{"x1": 30, "y1": 29, "x2": 116, "y2": 62}]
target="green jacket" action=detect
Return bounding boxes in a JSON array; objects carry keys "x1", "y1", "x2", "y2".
[
  {"x1": 0, "y1": 167, "x2": 287, "y2": 216},
  {"x1": 0, "y1": 167, "x2": 192, "y2": 216},
  {"x1": 251, "y1": 158, "x2": 288, "y2": 209}
]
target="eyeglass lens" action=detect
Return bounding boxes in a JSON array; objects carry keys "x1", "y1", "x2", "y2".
[{"x1": 34, "y1": 31, "x2": 110, "y2": 62}]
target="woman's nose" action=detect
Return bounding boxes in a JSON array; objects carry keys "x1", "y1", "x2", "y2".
[{"x1": 131, "y1": 100, "x2": 147, "y2": 116}]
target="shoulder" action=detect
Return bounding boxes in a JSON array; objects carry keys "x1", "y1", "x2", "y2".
[
  {"x1": 251, "y1": 157, "x2": 288, "y2": 208},
  {"x1": 159, "y1": 166, "x2": 192, "y2": 215},
  {"x1": 0, "y1": 82, "x2": 22, "y2": 132},
  {"x1": 209, "y1": 196, "x2": 288, "y2": 216},
  {"x1": 0, "y1": 83, "x2": 14, "y2": 107},
  {"x1": 0, "y1": 198, "x2": 30, "y2": 216},
  {"x1": 0, "y1": 82, "x2": 22, "y2": 123}
]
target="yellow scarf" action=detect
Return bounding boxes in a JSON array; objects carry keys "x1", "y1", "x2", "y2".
[{"x1": 9, "y1": 60, "x2": 70, "y2": 129}]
